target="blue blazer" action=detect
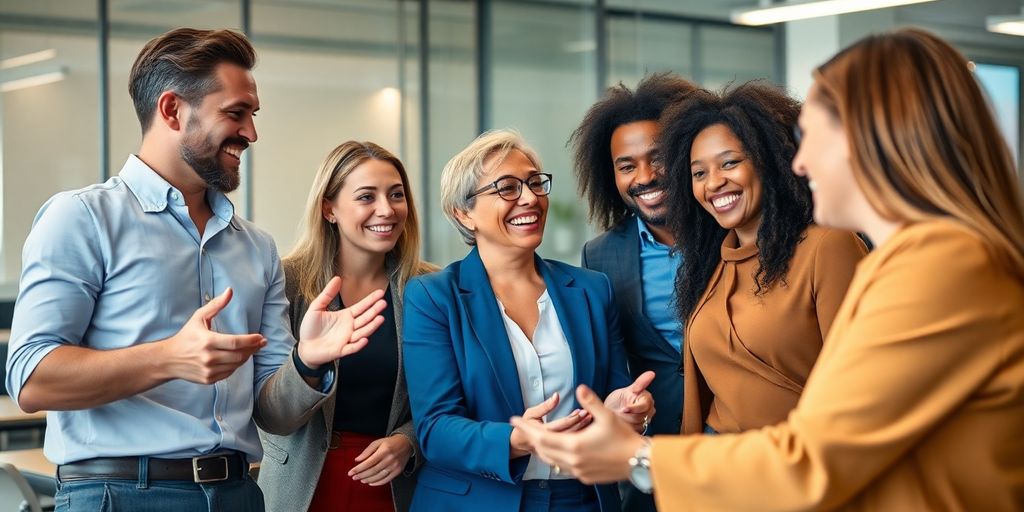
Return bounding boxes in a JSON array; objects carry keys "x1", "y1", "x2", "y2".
[
  {"x1": 581, "y1": 216, "x2": 683, "y2": 512},
  {"x1": 402, "y1": 247, "x2": 630, "y2": 512},
  {"x1": 581, "y1": 217, "x2": 683, "y2": 436}
]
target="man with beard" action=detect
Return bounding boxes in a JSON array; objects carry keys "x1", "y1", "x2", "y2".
[
  {"x1": 571, "y1": 73, "x2": 696, "y2": 512},
  {"x1": 5, "y1": 28, "x2": 387, "y2": 511}
]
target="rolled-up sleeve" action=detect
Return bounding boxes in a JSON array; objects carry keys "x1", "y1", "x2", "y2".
[{"x1": 6, "y1": 194, "x2": 104, "y2": 407}]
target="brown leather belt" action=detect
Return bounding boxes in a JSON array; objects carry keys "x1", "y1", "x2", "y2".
[{"x1": 57, "y1": 452, "x2": 248, "y2": 484}]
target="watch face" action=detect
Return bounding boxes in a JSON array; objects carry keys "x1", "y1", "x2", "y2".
[{"x1": 626, "y1": 464, "x2": 651, "y2": 491}]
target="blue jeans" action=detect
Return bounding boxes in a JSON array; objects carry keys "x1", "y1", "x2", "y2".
[
  {"x1": 519, "y1": 479, "x2": 599, "y2": 512},
  {"x1": 55, "y1": 476, "x2": 265, "y2": 511}
]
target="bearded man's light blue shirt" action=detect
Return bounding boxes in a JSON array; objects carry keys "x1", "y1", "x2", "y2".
[
  {"x1": 637, "y1": 217, "x2": 683, "y2": 353},
  {"x1": 5, "y1": 155, "x2": 329, "y2": 464}
]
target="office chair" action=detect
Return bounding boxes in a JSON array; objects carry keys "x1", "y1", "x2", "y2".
[{"x1": 0, "y1": 463, "x2": 53, "y2": 512}]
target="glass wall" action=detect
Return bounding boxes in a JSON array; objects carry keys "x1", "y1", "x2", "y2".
[
  {"x1": 424, "y1": 0, "x2": 477, "y2": 265},
  {"x1": 0, "y1": 0, "x2": 781, "y2": 300},
  {"x1": 250, "y1": 0, "x2": 411, "y2": 252},
  {"x1": 974, "y1": 62, "x2": 1020, "y2": 167},
  {"x1": 607, "y1": 13, "x2": 774, "y2": 88},
  {"x1": 0, "y1": 1, "x2": 100, "y2": 293},
  {"x1": 487, "y1": 0, "x2": 598, "y2": 263}
]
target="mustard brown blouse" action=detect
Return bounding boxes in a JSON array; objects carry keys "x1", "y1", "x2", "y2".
[{"x1": 682, "y1": 225, "x2": 867, "y2": 434}]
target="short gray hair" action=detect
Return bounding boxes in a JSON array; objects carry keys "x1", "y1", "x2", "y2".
[{"x1": 440, "y1": 129, "x2": 543, "y2": 245}]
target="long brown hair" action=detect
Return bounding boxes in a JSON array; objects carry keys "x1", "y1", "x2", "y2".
[
  {"x1": 285, "y1": 141, "x2": 435, "y2": 304},
  {"x1": 812, "y1": 28, "x2": 1024, "y2": 279}
]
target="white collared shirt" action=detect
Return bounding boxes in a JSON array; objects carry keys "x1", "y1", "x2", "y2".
[{"x1": 497, "y1": 290, "x2": 575, "y2": 480}]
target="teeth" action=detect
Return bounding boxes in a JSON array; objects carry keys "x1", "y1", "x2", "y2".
[
  {"x1": 509, "y1": 215, "x2": 538, "y2": 226},
  {"x1": 367, "y1": 225, "x2": 394, "y2": 233},
  {"x1": 638, "y1": 190, "x2": 663, "y2": 202},
  {"x1": 223, "y1": 146, "x2": 242, "y2": 158},
  {"x1": 712, "y1": 194, "x2": 740, "y2": 209}
]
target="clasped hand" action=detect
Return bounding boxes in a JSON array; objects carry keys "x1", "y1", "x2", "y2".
[{"x1": 509, "y1": 371, "x2": 656, "y2": 459}]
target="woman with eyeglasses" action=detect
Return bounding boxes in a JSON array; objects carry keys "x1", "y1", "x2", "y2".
[
  {"x1": 401, "y1": 129, "x2": 655, "y2": 512},
  {"x1": 508, "y1": 28, "x2": 1024, "y2": 511}
]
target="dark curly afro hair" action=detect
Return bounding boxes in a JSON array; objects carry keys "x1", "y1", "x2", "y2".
[
  {"x1": 569, "y1": 72, "x2": 698, "y2": 231},
  {"x1": 661, "y1": 80, "x2": 811, "y2": 325}
]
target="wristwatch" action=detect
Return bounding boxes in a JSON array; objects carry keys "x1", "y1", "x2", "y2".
[{"x1": 628, "y1": 436, "x2": 653, "y2": 494}]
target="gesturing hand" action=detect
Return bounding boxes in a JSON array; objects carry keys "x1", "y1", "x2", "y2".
[
  {"x1": 163, "y1": 288, "x2": 267, "y2": 385},
  {"x1": 510, "y1": 384, "x2": 645, "y2": 484},
  {"x1": 296, "y1": 276, "x2": 388, "y2": 369},
  {"x1": 509, "y1": 393, "x2": 592, "y2": 458},
  {"x1": 603, "y1": 371, "x2": 656, "y2": 433},
  {"x1": 349, "y1": 434, "x2": 414, "y2": 486}
]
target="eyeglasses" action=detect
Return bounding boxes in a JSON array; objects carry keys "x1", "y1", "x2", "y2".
[{"x1": 466, "y1": 173, "x2": 553, "y2": 201}]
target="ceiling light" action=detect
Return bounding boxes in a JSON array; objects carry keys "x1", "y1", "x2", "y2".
[
  {"x1": 732, "y1": 0, "x2": 937, "y2": 26},
  {"x1": 1, "y1": 66, "x2": 68, "y2": 93},
  {"x1": 987, "y1": 11, "x2": 1024, "y2": 36},
  {"x1": 1, "y1": 49, "x2": 57, "y2": 70}
]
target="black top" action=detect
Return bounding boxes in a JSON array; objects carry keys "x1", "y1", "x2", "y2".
[{"x1": 333, "y1": 286, "x2": 398, "y2": 436}]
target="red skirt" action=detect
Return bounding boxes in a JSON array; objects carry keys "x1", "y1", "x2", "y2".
[{"x1": 308, "y1": 431, "x2": 396, "y2": 512}]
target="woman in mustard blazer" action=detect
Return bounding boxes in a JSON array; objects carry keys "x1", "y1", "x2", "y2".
[{"x1": 510, "y1": 28, "x2": 1024, "y2": 511}]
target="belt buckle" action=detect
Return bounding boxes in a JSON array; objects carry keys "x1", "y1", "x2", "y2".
[{"x1": 192, "y1": 454, "x2": 230, "y2": 483}]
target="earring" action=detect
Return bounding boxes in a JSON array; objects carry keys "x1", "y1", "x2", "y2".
[{"x1": 327, "y1": 217, "x2": 336, "y2": 224}]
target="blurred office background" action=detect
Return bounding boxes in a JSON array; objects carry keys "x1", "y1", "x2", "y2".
[{"x1": 0, "y1": 0, "x2": 1021, "y2": 303}]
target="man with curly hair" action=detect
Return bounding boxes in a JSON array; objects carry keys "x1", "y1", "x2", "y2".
[{"x1": 570, "y1": 73, "x2": 696, "y2": 512}]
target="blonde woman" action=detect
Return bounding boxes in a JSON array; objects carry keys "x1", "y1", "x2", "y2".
[
  {"x1": 512, "y1": 28, "x2": 1024, "y2": 511},
  {"x1": 259, "y1": 141, "x2": 435, "y2": 512}
]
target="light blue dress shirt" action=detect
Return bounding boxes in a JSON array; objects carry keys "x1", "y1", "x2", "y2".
[
  {"x1": 6, "y1": 155, "x2": 317, "y2": 464},
  {"x1": 637, "y1": 217, "x2": 683, "y2": 353}
]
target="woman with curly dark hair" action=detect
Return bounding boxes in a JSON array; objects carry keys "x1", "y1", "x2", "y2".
[{"x1": 661, "y1": 80, "x2": 867, "y2": 435}]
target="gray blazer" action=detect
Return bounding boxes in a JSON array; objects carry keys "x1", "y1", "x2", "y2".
[{"x1": 258, "y1": 258, "x2": 421, "y2": 512}]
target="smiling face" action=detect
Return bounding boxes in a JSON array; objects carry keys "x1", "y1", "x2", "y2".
[
  {"x1": 611, "y1": 120, "x2": 667, "y2": 228},
  {"x1": 324, "y1": 158, "x2": 409, "y2": 257},
  {"x1": 455, "y1": 149, "x2": 548, "y2": 254},
  {"x1": 179, "y1": 62, "x2": 259, "y2": 192},
  {"x1": 689, "y1": 123, "x2": 763, "y2": 246},
  {"x1": 792, "y1": 87, "x2": 867, "y2": 233}
]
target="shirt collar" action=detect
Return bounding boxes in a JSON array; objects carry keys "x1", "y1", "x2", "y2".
[
  {"x1": 118, "y1": 155, "x2": 238, "y2": 226},
  {"x1": 637, "y1": 216, "x2": 664, "y2": 249}
]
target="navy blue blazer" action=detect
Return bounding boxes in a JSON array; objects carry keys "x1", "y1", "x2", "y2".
[
  {"x1": 581, "y1": 217, "x2": 683, "y2": 436},
  {"x1": 402, "y1": 247, "x2": 630, "y2": 512},
  {"x1": 582, "y1": 217, "x2": 683, "y2": 512}
]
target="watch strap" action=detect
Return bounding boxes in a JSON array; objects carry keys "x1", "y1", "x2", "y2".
[{"x1": 292, "y1": 347, "x2": 330, "y2": 378}]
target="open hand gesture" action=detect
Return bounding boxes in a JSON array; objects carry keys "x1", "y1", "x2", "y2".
[
  {"x1": 296, "y1": 276, "x2": 388, "y2": 369},
  {"x1": 603, "y1": 371, "x2": 656, "y2": 433}
]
